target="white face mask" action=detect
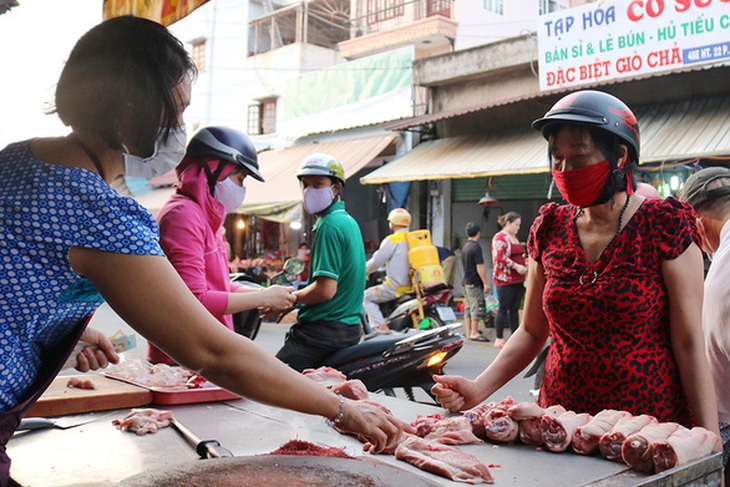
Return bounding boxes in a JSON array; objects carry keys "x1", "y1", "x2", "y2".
[
  {"x1": 303, "y1": 186, "x2": 335, "y2": 214},
  {"x1": 214, "y1": 177, "x2": 247, "y2": 213},
  {"x1": 123, "y1": 125, "x2": 187, "y2": 178}
]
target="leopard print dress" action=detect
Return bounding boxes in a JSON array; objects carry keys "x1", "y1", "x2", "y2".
[{"x1": 528, "y1": 197, "x2": 699, "y2": 425}]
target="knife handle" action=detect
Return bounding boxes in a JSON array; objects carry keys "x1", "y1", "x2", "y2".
[{"x1": 197, "y1": 439, "x2": 234, "y2": 459}]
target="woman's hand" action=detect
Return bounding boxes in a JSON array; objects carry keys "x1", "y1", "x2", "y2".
[
  {"x1": 74, "y1": 327, "x2": 120, "y2": 372},
  {"x1": 515, "y1": 263, "x2": 528, "y2": 275},
  {"x1": 259, "y1": 285, "x2": 296, "y2": 312},
  {"x1": 335, "y1": 399, "x2": 414, "y2": 453},
  {"x1": 431, "y1": 375, "x2": 482, "y2": 412}
]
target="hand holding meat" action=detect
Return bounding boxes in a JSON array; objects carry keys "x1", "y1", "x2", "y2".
[
  {"x1": 73, "y1": 327, "x2": 120, "y2": 373},
  {"x1": 334, "y1": 398, "x2": 414, "y2": 453},
  {"x1": 432, "y1": 374, "x2": 484, "y2": 412}
]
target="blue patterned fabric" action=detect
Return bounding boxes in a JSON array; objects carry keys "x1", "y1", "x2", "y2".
[{"x1": 0, "y1": 140, "x2": 163, "y2": 411}]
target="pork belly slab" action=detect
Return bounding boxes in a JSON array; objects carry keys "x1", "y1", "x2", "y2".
[
  {"x1": 395, "y1": 436, "x2": 494, "y2": 484},
  {"x1": 621, "y1": 421, "x2": 682, "y2": 472},
  {"x1": 652, "y1": 427, "x2": 721, "y2": 473},
  {"x1": 572, "y1": 409, "x2": 632, "y2": 455},
  {"x1": 541, "y1": 411, "x2": 591, "y2": 453},
  {"x1": 599, "y1": 414, "x2": 657, "y2": 462}
]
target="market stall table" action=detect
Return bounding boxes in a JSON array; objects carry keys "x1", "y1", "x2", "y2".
[{"x1": 7, "y1": 395, "x2": 722, "y2": 486}]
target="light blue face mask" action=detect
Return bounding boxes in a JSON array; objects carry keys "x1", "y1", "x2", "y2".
[{"x1": 123, "y1": 125, "x2": 187, "y2": 178}]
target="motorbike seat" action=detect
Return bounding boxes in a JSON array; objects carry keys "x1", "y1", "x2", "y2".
[{"x1": 326, "y1": 334, "x2": 404, "y2": 365}]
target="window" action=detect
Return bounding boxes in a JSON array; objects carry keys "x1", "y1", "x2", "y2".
[
  {"x1": 191, "y1": 38, "x2": 206, "y2": 71},
  {"x1": 539, "y1": 0, "x2": 566, "y2": 15},
  {"x1": 482, "y1": 0, "x2": 503, "y2": 15},
  {"x1": 247, "y1": 98, "x2": 277, "y2": 135},
  {"x1": 366, "y1": 0, "x2": 404, "y2": 24}
]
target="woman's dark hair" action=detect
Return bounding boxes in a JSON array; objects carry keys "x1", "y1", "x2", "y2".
[
  {"x1": 498, "y1": 212, "x2": 521, "y2": 229},
  {"x1": 53, "y1": 16, "x2": 196, "y2": 155}
]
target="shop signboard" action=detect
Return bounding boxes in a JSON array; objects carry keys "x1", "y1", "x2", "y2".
[{"x1": 537, "y1": 0, "x2": 730, "y2": 91}]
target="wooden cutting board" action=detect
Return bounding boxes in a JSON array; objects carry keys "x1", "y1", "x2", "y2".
[{"x1": 25, "y1": 375, "x2": 153, "y2": 418}]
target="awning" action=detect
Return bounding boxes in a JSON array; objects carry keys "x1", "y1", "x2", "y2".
[
  {"x1": 363, "y1": 96, "x2": 730, "y2": 185},
  {"x1": 241, "y1": 133, "x2": 397, "y2": 207},
  {"x1": 360, "y1": 130, "x2": 547, "y2": 185}
]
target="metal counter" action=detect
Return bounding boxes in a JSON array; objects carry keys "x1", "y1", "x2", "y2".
[{"x1": 7, "y1": 395, "x2": 722, "y2": 486}]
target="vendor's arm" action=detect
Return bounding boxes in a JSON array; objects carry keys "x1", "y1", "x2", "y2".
[
  {"x1": 69, "y1": 248, "x2": 410, "y2": 451},
  {"x1": 73, "y1": 326, "x2": 120, "y2": 372},
  {"x1": 433, "y1": 258, "x2": 548, "y2": 411},
  {"x1": 663, "y1": 243, "x2": 721, "y2": 437}
]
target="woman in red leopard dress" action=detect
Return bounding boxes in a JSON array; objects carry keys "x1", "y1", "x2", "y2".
[{"x1": 432, "y1": 91, "x2": 719, "y2": 435}]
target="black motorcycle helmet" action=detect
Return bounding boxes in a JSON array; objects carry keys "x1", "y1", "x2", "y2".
[
  {"x1": 186, "y1": 126, "x2": 264, "y2": 195},
  {"x1": 532, "y1": 90, "x2": 640, "y2": 204}
]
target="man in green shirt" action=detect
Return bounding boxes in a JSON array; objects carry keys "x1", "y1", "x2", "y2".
[{"x1": 276, "y1": 153, "x2": 366, "y2": 371}]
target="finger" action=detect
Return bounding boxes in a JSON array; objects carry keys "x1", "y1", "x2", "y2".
[
  {"x1": 74, "y1": 353, "x2": 90, "y2": 373},
  {"x1": 96, "y1": 336, "x2": 120, "y2": 365},
  {"x1": 83, "y1": 347, "x2": 100, "y2": 370}
]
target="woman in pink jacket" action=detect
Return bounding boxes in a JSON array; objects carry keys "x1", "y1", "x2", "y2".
[{"x1": 149, "y1": 126, "x2": 295, "y2": 364}]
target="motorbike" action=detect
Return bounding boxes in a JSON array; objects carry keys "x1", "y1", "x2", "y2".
[
  {"x1": 253, "y1": 258, "x2": 466, "y2": 402},
  {"x1": 363, "y1": 269, "x2": 458, "y2": 334}
]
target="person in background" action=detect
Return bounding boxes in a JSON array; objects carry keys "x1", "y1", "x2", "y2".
[
  {"x1": 363, "y1": 208, "x2": 412, "y2": 334},
  {"x1": 461, "y1": 222, "x2": 491, "y2": 342},
  {"x1": 679, "y1": 166, "x2": 730, "y2": 483},
  {"x1": 436, "y1": 246, "x2": 456, "y2": 288},
  {"x1": 294, "y1": 242, "x2": 311, "y2": 290},
  {"x1": 491, "y1": 212, "x2": 527, "y2": 349},
  {"x1": 0, "y1": 19, "x2": 407, "y2": 484},
  {"x1": 433, "y1": 90, "x2": 719, "y2": 438},
  {"x1": 150, "y1": 126, "x2": 295, "y2": 365},
  {"x1": 276, "y1": 154, "x2": 367, "y2": 370}
]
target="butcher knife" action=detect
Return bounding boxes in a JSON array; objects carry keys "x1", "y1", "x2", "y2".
[
  {"x1": 170, "y1": 417, "x2": 234, "y2": 459},
  {"x1": 16, "y1": 411, "x2": 111, "y2": 431}
]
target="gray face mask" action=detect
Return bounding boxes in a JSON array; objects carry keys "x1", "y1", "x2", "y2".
[{"x1": 123, "y1": 126, "x2": 187, "y2": 178}]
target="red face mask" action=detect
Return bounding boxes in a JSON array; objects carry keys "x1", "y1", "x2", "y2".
[{"x1": 552, "y1": 160, "x2": 610, "y2": 207}]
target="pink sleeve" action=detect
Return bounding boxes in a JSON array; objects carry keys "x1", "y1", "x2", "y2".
[{"x1": 158, "y1": 204, "x2": 230, "y2": 317}]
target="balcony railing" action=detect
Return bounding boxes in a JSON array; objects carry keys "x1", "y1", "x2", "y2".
[{"x1": 350, "y1": 0, "x2": 453, "y2": 38}]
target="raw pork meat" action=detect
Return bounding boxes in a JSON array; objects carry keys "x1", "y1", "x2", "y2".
[
  {"x1": 395, "y1": 436, "x2": 494, "y2": 484},
  {"x1": 463, "y1": 403, "x2": 496, "y2": 438},
  {"x1": 411, "y1": 413, "x2": 445, "y2": 437},
  {"x1": 301, "y1": 366, "x2": 348, "y2": 388},
  {"x1": 599, "y1": 414, "x2": 657, "y2": 462},
  {"x1": 519, "y1": 405, "x2": 565, "y2": 446},
  {"x1": 106, "y1": 358, "x2": 191, "y2": 388},
  {"x1": 266, "y1": 439, "x2": 353, "y2": 458},
  {"x1": 621, "y1": 422, "x2": 683, "y2": 472},
  {"x1": 483, "y1": 408, "x2": 519, "y2": 443},
  {"x1": 112, "y1": 408, "x2": 174, "y2": 436},
  {"x1": 331, "y1": 379, "x2": 368, "y2": 400},
  {"x1": 541, "y1": 411, "x2": 591, "y2": 453},
  {"x1": 572, "y1": 409, "x2": 632, "y2": 455},
  {"x1": 66, "y1": 377, "x2": 97, "y2": 390},
  {"x1": 506, "y1": 401, "x2": 545, "y2": 421},
  {"x1": 425, "y1": 416, "x2": 483, "y2": 445},
  {"x1": 652, "y1": 427, "x2": 721, "y2": 473}
]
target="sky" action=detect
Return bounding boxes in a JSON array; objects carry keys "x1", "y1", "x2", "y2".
[{"x1": 0, "y1": 0, "x2": 102, "y2": 147}]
